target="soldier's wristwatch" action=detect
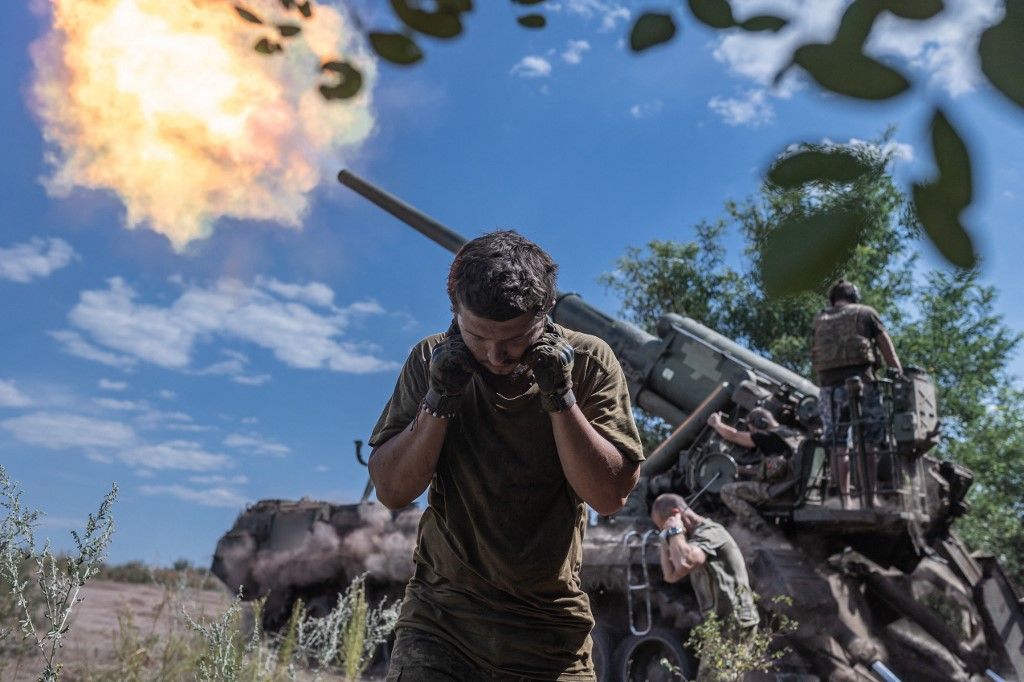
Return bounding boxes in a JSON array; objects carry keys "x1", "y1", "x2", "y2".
[{"x1": 660, "y1": 526, "x2": 684, "y2": 541}]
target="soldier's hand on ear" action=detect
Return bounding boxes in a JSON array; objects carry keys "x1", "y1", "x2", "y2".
[
  {"x1": 525, "y1": 325, "x2": 576, "y2": 412},
  {"x1": 424, "y1": 323, "x2": 475, "y2": 416}
]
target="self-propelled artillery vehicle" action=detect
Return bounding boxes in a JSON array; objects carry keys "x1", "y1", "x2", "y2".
[{"x1": 211, "y1": 172, "x2": 1023, "y2": 682}]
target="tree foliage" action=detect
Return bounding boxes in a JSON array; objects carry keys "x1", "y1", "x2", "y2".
[{"x1": 601, "y1": 141, "x2": 1024, "y2": 584}]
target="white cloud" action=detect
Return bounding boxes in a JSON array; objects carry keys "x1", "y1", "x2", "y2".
[
  {"x1": 1003, "y1": 190, "x2": 1015, "y2": 199},
  {"x1": 93, "y1": 397, "x2": 147, "y2": 411},
  {"x1": 629, "y1": 99, "x2": 664, "y2": 119},
  {"x1": 257, "y1": 278, "x2": 334, "y2": 307},
  {"x1": 99, "y1": 379, "x2": 127, "y2": 391},
  {"x1": 552, "y1": 0, "x2": 631, "y2": 32},
  {"x1": 0, "y1": 237, "x2": 76, "y2": 283},
  {"x1": 189, "y1": 474, "x2": 248, "y2": 485},
  {"x1": 50, "y1": 330, "x2": 136, "y2": 369},
  {"x1": 224, "y1": 432, "x2": 291, "y2": 457},
  {"x1": 511, "y1": 56, "x2": 553, "y2": 79},
  {"x1": 561, "y1": 40, "x2": 591, "y2": 65},
  {"x1": 711, "y1": 0, "x2": 1002, "y2": 106},
  {"x1": 60, "y1": 277, "x2": 397, "y2": 376},
  {"x1": 157, "y1": 389, "x2": 176, "y2": 400},
  {"x1": 139, "y1": 484, "x2": 246, "y2": 508},
  {"x1": 1, "y1": 411, "x2": 136, "y2": 450},
  {"x1": 708, "y1": 89, "x2": 774, "y2": 127},
  {"x1": 0, "y1": 380, "x2": 32, "y2": 408},
  {"x1": 119, "y1": 440, "x2": 231, "y2": 471}
]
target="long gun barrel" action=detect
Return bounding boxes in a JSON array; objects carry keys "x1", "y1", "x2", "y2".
[{"x1": 338, "y1": 170, "x2": 820, "y2": 473}]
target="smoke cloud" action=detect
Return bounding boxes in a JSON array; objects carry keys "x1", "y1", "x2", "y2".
[{"x1": 30, "y1": 0, "x2": 376, "y2": 249}]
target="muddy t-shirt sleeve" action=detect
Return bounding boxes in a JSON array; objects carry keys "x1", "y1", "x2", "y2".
[
  {"x1": 688, "y1": 521, "x2": 728, "y2": 558},
  {"x1": 575, "y1": 336, "x2": 645, "y2": 463},
  {"x1": 862, "y1": 306, "x2": 885, "y2": 339},
  {"x1": 368, "y1": 339, "x2": 432, "y2": 448}
]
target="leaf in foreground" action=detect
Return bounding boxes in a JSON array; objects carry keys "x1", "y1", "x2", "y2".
[
  {"x1": 795, "y1": 43, "x2": 909, "y2": 100},
  {"x1": 739, "y1": 15, "x2": 787, "y2": 32},
  {"x1": 517, "y1": 14, "x2": 546, "y2": 29},
  {"x1": 912, "y1": 183, "x2": 977, "y2": 269},
  {"x1": 235, "y1": 5, "x2": 263, "y2": 24},
  {"x1": 930, "y1": 109, "x2": 972, "y2": 210},
  {"x1": 370, "y1": 32, "x2": 424, "y2": 65},
  {"x1": 687, "y1": 0, "x2": 735, "y2": 29},
  {"x1": 768, "y1": 149, "x2": 872, "y2": 188},
  {"x1": 391, "y1": 0, "x2": 471, "y2": 39},
  {"x1": 761, "y1": 209, "x2": 862, "y2": 297},
  {"x1": 884, "y1": 0, "x2": 944, "y2": 20},
  {"x1": 320, "y1": 61, "x2": 363, "y2": 100},
  {"x1": 979, "y1": 3, "x2": 1024, "y2": 109},
  {"x1": 630, "y1": 13, "x2": 677, "y2": 52}
]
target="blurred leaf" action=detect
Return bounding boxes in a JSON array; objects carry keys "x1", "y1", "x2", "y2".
[
  {"x1": 834, "y1": 0, "x2": 882, "y2": 49},
  {"x1": 517, "y1": 14, "x2": 546, "y2": 28},
  {"x1": 277, "y1": 24, "x2": 301, "y2": 37},
  {"x1": 687, "y1": 0, "x2": 735, "y2": 29},
  {"x1": 795, "y1": 44, "x2": 909, "y2": 100},
  {"x1": 235, "y1": 5, "x2": 263, "y2": 24},
  {"x1": 768, "y1": 150, "x2": 873, "y2": 187},
  {"x1": 369, "y1": 32, "x2": 424, "y2": 65},
  {"x1": 912, "y1": 183, "x2": 977, "y2": 268},
  {"x1": 979, "y1": 3, "x2": 1024, "y2": 109},
  {"x1": 884, "y1": 0, "x2": 943, "y2": 20},
  {"x1": 630, "y1": 13, "x2": 677, "y2": 52},
  {"x1": 930, "y1": 109, "x2": 972, "y2": 209},
  {"x1": 320, "y1": 61, "x2": 363, "y2": 100},
  {"x1": 279, "y1": 0, "x2": 294, "y2": 8},
  {"x1": 254, "y1": 38, "x2": 283, "y2": 54},
  {"x1": 739, "y1": 15, "x2": 787, "y2": 32},
  {"x1": 762, "y1": 209, "x2": 862, "y2": 297},
  {"x1": 391, "y1": 0, "x2": 471, "y2": 39},
  {"x1": 297, "y1": 1, "x2": 313, "y2": 18}
]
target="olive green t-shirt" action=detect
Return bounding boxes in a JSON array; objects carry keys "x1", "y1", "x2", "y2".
[
  {"x1": 686, "y1": 520, "x2": 760, "y2": 628},
  {"x1": 369, "y1": 325, "x2": 644, "y2": 679}
]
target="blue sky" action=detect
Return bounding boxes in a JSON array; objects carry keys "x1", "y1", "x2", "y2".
[{"x1": 1, "y1": 0, "x2": 1021, "y2": 566}]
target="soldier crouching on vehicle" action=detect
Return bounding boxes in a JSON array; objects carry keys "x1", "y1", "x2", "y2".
[
  {"x1": 707, "y1": 407, "x2": 800, "y2": 533},
  {"x1": 368, "y1": 230, "x2": 644, "y2": 681},
  {"x1": 811, "y1": 280, "x2": 902, "y2": 509},
  {"x1": 650, "y1": 493, "x2": 760, "y2": 681}
]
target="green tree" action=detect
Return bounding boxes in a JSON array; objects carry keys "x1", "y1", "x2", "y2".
[{"x1": 600, "y1": 140, "x2": 1024, "y2": 583}]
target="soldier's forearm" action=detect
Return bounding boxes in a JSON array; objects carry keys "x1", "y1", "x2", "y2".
[
  {"x1": 368, "y1": 409, "x2": 448, "y2": 509},
  {"x1": 549, "y1": 405, "x2": 639, "y2": 516},
  {"x1": 877, "y1": 332, "x2": 902, "y2": 372}
]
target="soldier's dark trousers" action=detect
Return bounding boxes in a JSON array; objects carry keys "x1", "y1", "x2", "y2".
[
  {"x1": 719, "y1": 481, "x2": 772, "y2": 533},
  {"x1": 385, "y1": 627, "x2": 591, "y2": 682}
]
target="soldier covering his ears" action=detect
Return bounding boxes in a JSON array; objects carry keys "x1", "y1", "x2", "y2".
[{"x1": 368, "y1": 230, "x2": 644, "y2": 681}]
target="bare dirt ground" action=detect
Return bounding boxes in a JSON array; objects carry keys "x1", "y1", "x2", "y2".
[{"x1": 3, "y1": 580, "x2": 362, "y2": 681}]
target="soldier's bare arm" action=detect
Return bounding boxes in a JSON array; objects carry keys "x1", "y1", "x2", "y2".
[
  {"x1": 661, "y1": 533, "x2": 707, "y2": 582},
  {"x1": 527, "y1": 328, "x2": 639, "y2": 515},
  {"x1": 550, "y1": 407, "x2": 640, "y2": 515},
  {"x1": 876, "y1": 329, "x2": 903, "y2": 373},
  {"x1": 370, "y1": 330, "x2": 475, "y2": 510},
  {"x1": 707, "y1": 412, "x2": 755, "y2": 449}
]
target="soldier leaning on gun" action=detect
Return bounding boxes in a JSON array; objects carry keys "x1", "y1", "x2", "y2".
[
  {"x1": 368, "y1": 230, "x2": 644, "y2": 682},
  {"x1": 707, "y1": 407, "x2": 800, "y2": 533},
  {"x1": 650, "y1": 493, "x2": 760, "y2": 682},
  {"x1": 811, "y1": 280, "x2": 902, "y2": 508}
]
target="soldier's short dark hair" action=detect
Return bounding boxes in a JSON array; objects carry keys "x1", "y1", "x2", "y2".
[
  {"x1": 651, "y1": 493, "x2": 688, "y2": 521},
  {"x1": 447, "y1": 230, "x2": 558, "y2": 321},
  {"x1": 828, "y1": 280, "x2": 860, "y2": 305}
]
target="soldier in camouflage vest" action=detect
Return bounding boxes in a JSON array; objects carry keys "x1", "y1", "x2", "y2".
[
  {"x1": 811, "y1": 280, "x2": 902, "y2": 508},
  {"x1": 707, "y1": 407, "x2": 800, "y2": 533}
]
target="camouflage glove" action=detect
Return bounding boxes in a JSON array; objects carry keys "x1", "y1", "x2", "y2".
[
  {"x1": 424, "y1": 323, "x2": 475, "y2": 418},
  {"x1": 525, "y1": 325, "x2": 576, "y2": 412}
]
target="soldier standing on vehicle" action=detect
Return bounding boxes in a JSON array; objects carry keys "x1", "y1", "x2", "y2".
[
  {"x1": 707, "y1": 407, "x2": 801, "y2": 533},
  {"x1": 811, "y1": 280, "x2": 902, "y2": 508},
  {"x1": 368, "y1": 230, "x2": 644, "y2": 681},
  {"x1": 650, "y1": 492, "x2": 760, "y2": 681}
]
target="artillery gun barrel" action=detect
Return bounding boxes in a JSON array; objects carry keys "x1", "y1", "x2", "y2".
[{"x1": 338, "y1": 170, "x2": 467, "y2": 255}]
